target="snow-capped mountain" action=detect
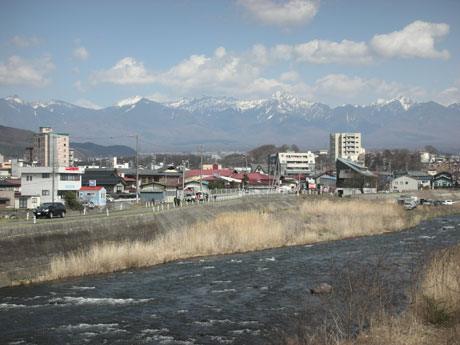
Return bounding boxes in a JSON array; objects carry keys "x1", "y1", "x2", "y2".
[
  {"x1": 371, "y1": 96, "x2": 417, "y2": 111},
  {"x1": 1, "y1": 93, "x2": 459, "y2": 151}
]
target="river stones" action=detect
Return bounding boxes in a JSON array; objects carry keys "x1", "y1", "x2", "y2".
[{"x1": 308, "y1": 282, "x2": 333, "y2": 295}]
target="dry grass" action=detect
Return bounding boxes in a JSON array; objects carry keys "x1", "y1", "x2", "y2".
[
  {"x1": 351, "y1": 245, "x2": 460, "y2": 345},
  {"x1": 415, "y1": 243, "x2": 460, "y2": 324},
  {"x1": 24, "y1": 199, "x2": 456, "y2": 285},
  {"x1": 297, "y1": 199, "x2": 415, "y2": 242}
]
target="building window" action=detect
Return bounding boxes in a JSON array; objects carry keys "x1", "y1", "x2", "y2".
[
  {"x1": 19, "y1": 198, "x2": 27, "y2": 209},
  {"x1": 42, "y1": 173, "x2": 50, "y2": 178},
  {"x1": 26, "y1": 175, "x2": 33, "y2": 181},
  {"x1": 60, "y1": 174, "x2": 80, "y2": 181},
  {"x1": 42, "y1": 190, "x2": 50, "y2": 196},
  {"x1": 32, "y1": 197, "x2": 38, "y2": 203}
]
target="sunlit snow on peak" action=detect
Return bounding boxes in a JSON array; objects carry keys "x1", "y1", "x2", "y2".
[
  {"x1": 371, "y1": 96, "x2": 416, "y2": 110},
  {"x1": 5, "y1": 96, "x2": 25, "y2": 104},
  {"x1": 114, "y1": 95, "x2": 145, "y2": 107}
]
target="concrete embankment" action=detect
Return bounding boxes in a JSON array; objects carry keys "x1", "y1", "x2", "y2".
[{"x1": 0, "y1": 194, "x2": 300, "y2": 288}]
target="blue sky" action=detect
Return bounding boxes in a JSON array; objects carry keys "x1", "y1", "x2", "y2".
[{"x1": 1, "y1": 0, "x2": 459, "y2": 108}]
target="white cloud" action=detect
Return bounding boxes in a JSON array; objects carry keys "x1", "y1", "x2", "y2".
[
  {"x1": 73, "y1": 99, "x2": 102, "y2": 109},
  {"x1": 9, "y1": 35, "x2": 42, "y2": 49},
  {"x1": 74, "y1": 80, "x2": 85, "y2": 92},
  {"x1": 0, "y1": 55, "x2": 54, "y2": 87},
  {"x1": 314, "y1": 74, "x2": 367, "y2": 97},
  {"x1": 237, "y1": 0, "x2": 319, "y2": 29},
  {"x1": 293, "y1": 39, "x2": 371, "y2": 64},
  {"x1": 73, "y1": 46, "x2": 89, "y2": 61},
  {"x1": 280, "y1": 70, "x2": 300, "y2": 81},
  {"x1": 370, "y1": 21, "x2": 450, "y2": 59},
  {"x1": 91, "y1": 57, "x2": 155, "y2": 85},
  {"x1": 270, "y1": 45, "x2": 293, "y2": 60},
  {"x1": 436, "y1": 79, "x2": 460, "y2": 105}
]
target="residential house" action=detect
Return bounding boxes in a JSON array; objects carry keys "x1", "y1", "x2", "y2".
[
  {"x1": 391, "y1": 176, "x2": 419, "y2": 192},
  {"x1": 250, "y1": 163, "x2": 268, "y2": 174},
  {"x1": 394, "y1": 170, "x2": 432, "y2": 189},
  {"x1": 14, "y1": 195, "x2": 40, "y2": 210},
  {"x1": 203, "y1": 163, "x2": 222, "y2": 170},
  {"x1": 0, "y1": 180, "x2": 16, "y2": 209},
  {"x1": 20, "y1": 166, "x2": 84, "y2": 203},
  {"x1": 432, "y1": 172, "x2": 453, "y2": 189},
  {"x1": 118, "y1": 168, "x2": 181, "y2": 188},
  {"x1": 336, "y1": 158, "x2": 377, "y2": 196},
  {"x1": 139, "y1": 182, "x2": 178, "y2": 203},
  {"x1": 82, "y1": 168, "x2": 127, "y2": 194}
]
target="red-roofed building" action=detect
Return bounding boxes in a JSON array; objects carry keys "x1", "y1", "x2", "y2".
[{"x1": 79, "y1": 186, "x2": 107, "y2": 206}]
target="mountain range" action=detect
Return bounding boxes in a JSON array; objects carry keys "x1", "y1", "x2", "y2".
[{"x1": 1, "y1": 92, "x2": 459, "y2": 152}]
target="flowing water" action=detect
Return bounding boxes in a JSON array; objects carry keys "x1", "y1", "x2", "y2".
[{"x1": 1, "y1": 215, "x2": 460, "y2": 345}]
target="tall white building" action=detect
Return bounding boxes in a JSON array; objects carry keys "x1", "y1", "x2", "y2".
[
  {"x1": 330, "y1": 133, "x2": 365, "y2": 162},
  {"x1": 33, "y1": 127, "x2": 69, "y2": 167},
  {"x1": 268, "y1": 151, "x2": 316, "y2": 176}
]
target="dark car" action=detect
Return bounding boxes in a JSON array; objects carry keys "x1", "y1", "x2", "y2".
[{"x1": 33, "y1": 202, "x2": 66, "y2": 218}]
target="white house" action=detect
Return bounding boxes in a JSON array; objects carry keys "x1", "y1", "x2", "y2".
[
  {"x1": 391, "y1": 176, "x2": 419, "y2": 192},
  {"x1": 20, "y1": 166, "x2": 85, "y2": 203}
]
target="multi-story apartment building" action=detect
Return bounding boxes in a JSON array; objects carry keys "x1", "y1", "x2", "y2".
[
  {"x1": 329, "y1": 133, "x2": 365, "y2": 163},
  {"x1": 33, "y1": 127, "x2": 69, "y2": 167},
  {"x1": 268, "y1": 151, "x2": 316, "y2": 177}
]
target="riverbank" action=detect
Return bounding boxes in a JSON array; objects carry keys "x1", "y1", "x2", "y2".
[
  {"x1": 284, "y1": 242, "x2": 460, "y2": 345},
  {"x1": 354, "y1": 242, "x2": 460, "y2": 345},
  {"x1": 36, "y1": 198, "x2": 460, "y2": 285}
]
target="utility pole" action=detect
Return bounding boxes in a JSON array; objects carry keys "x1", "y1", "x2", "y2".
[
  {"x1": 51, "y1": 135, "x2": 55, "y2": 203},
  {"x1": 136, "y1": 135, "x2": 139, "y2": 204},
  {"x1": 181, "y1": 160, "x2": 187, "y2": 199},
  {"x1": 128, "y1": 135, "x2": 139, "y2": 203},
  {"x1": 199, "y1": 145, "x2": 203, "y2": 193}
]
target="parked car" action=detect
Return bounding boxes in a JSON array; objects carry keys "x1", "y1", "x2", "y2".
[
  {"x1": 33, "y1": 202, "x2": 66, "y2": 218},
  {"x1": 397, "y1": 195, "x2": 410, "y2": 205},
  {"x1": 404, "y1": 198, "x2": 417, "y2": 210},
  {"x1": 442, "y1": 200, "x2": 453, "y2": 206},
  {"x1": 420, "y1": 198, "x2": 433, "y2": 206},
  {"x1": 433, "y1": 200, "x2": 443, "y2": 206}
]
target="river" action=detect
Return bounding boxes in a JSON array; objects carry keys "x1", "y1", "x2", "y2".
[{"x1": 1, "y1": 214, "x2": 460, "y2": 345}]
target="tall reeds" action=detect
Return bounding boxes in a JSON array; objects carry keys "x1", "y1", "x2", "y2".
[{"x1": 45, "y1": 199, "x2": 412, "y2": 281}]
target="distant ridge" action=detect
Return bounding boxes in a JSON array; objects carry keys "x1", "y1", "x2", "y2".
[
  {"x1": 70, "y1": 142, "x2": 136, "y2": 158},
  {"x1": 0, "y1": 124, "x2": 34, "y2": 158},
  {"x1": 1, "y1": 93, "x2": 459, "y2": 152},
  {"x1": 0, "y1": 124, "x2": 135, "y2": 159}
]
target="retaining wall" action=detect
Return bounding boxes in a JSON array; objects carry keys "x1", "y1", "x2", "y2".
[{"x1": 0, "y1": 194, "x2": 300, "y2": 288}]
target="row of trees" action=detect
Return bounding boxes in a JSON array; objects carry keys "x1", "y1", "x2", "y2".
[
  {"x1": 122, "y1": 143, "x2": 440, "y2": 173},
  {"x1": 365, "y1": 149, "x2": 422, "y2": 172}
]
